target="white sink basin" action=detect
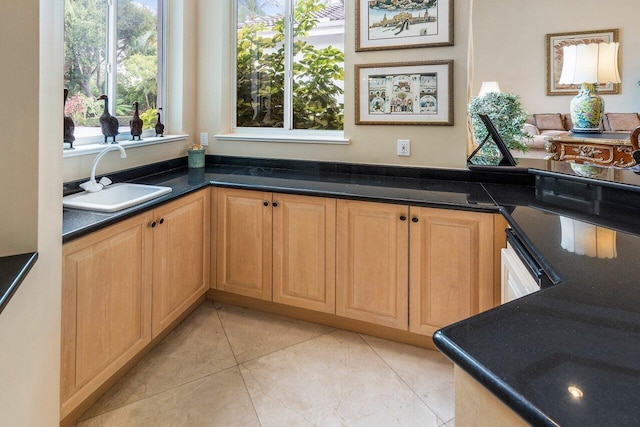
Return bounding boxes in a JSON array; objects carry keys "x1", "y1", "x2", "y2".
[{"x1": 63, "y1": 183, "x2": 172, "y2": 212}]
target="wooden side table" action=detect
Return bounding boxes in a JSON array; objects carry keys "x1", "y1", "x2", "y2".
[{"x1": 546, "y1": 133, "x2": 636, "y2": 168}]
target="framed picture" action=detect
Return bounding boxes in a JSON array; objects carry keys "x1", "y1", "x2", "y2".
[
  {"x1": 355, "y1": 60, "x2": 453, "y2": 126},
  {"x1": 546, "y1": 28, "x2": 620, "y2": 96},
  {"x1": 356, "y1": 0, "x2": 453, "y2": 52}
]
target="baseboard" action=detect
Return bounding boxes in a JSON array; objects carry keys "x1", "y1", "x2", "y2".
[{"x1": 206, "y1": 289, "x2": 436, "y2": 350}]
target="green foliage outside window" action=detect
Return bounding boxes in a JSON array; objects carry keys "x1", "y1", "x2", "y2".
[
  {"x1": 64, "y1": 0, "x2": 158, "y2": 129},
  {"x1": 236, "y1": 0, "x2": 344, "y2": 130}
]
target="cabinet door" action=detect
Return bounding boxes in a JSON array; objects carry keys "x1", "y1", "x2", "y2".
[
  {"x1": 152, "y1": 189, "x2": 210, "y2": 336},
  {"x1": 61, "y1": 212, "x2": 153, "y2": 418},
  {"x1": 336, "y1": 200, "x2": 408, "y2": 330},
  {"x1": 409, "y1": 207, "x2": 494, "y2": 336},
  {"x1": 273, "y1": 194, "x2": 336, "y2": 313},
  {"x1": 216, "y1": 188, "x2": 272, "y2": 300}
]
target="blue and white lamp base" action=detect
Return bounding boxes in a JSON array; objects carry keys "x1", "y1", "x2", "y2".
[{"x1": 570, "y1": 83, "x2": 604, "y2": 134}]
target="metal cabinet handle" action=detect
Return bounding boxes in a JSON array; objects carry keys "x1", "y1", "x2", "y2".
[
  {"x1": 411, "y1": 217, "x2": 419, "y2": 223},
  {"x1": 263, "y1": 201, "x2": 269, "y2": 206},
  {"x1": 149, "y1": 221, "x2": 157, "y2": 228},
  {"x1": 272, "y1": 202, "x2": 279, "y2": 207},
  {"x1": 399, "y1": 215, "x2": 407, "y2": 221},
  {"x1": 158, "y1": 218, "x2": 165, "y2": 225}
]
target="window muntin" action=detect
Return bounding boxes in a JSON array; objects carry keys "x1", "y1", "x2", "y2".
[
  {"x1": 235, "y1": 0, "x2": 344, "y2": 132},
  {"x1": 64, "y1": 0, "x2": 163, "y2": 144}
]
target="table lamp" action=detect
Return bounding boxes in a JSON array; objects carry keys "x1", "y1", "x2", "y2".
[
  {"x1": 558, "y1": 42, "x2": 621, "y2": 134},
  {"x1": 478, "y1": 81, "x2": 501, "y2": 97}
]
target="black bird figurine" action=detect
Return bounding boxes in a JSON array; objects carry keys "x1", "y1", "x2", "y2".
[
  {"x1": 63, "y1": 89, "x2": 75, "y2": 149},
  {"x1": 97, "y1": 94, "x2": 119, "y2": 143},
  {"x1": 130, "y1": 101, "x2": 143, "y2": 141},
  {"x1": 155, "y1": 107, "x2": 165, "y2": 137}
]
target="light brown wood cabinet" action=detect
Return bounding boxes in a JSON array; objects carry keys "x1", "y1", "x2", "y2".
[
  {"x1": 61, "y1": 212, "x2": 154, "y2": 420},
  {"x1": 216, "y1": 188, "x2": 336, "y2": 313},
  {"x1": 61, "y1": 189, "x2": 209, "y2": 422},
  {"x1": 151, "y1": 190, "x2": 210, "y2": 336},
  {"x1": 336, "y1": 200, "x2": 496, "y2": 333},
  {"x1": 336, "y1": 200, "x2": 409, "y2": 329},
  {"x1": 409, "y1": 207, "x2": 494, "y2": 336},
  {"x1": 216, "y1": 188, "x2": 273, "y2": 300},
  {"x1": 273, "y1": 194, "x2": 336, "y2": 313}
]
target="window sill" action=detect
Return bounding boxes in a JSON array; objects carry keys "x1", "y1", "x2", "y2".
[
  {"x1": 62, "y1": 135, "x2": 189, "y2": 158},
  {"x1": 215, "y1": 133, "x2": 350, "y2": 145}
]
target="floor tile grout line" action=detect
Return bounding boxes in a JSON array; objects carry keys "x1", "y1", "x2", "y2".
[
  {"x1": 78, "y1": 303, "x2": 236, "y2": 423},
  {"x1": 80, "y1": 302, "x2": 454, "y2": 426},
  {"x1": 213, "y1": 302, "x2": 264, "y2": 426},
  {"x1": 234, "y1": 326, "x2": 338, "y2": 365},
  {"x1": 358, "y1": 333, "x2": 444, "y2": 423},
  {"x1": 236, "y1": 361, "x2": 265, "y2": 427},
  {"x1": 213, "y1": 301, "x2": 241, "y2": 367},
  {"x1": 442, "y1": 415, "x2": 455, "y2": 426},
  {"x1": 77, "y1": 367, "x2": 241, "y2": 426},
  {"x1": 214, "y1": 302, "x2": 338, "y2": 365}
]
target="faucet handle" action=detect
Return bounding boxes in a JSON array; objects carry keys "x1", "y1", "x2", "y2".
[
  {"x1": 99, "y1": 177, "x2": 112, "y2": 187},
  {"x1": 79, "y1": 180, "x2": 104, "y2": 193}
]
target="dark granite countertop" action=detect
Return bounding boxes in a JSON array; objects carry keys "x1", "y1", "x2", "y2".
[
  {"x1": 59, "y1": 155, "x2": 640, "y2": 426},
  {"x1": 63, "y1": 159, "x2": 500, "y2": 242},
  {"x1": 0, "y1": 252, "x2": 38, "y2": 315},
  {"x1": 435, "y1": 180, "x2": 640, "y2": 426}
]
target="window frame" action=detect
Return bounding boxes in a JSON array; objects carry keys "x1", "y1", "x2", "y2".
[
  {"x1": 65, "y1": 0, "x2": 166, "y2": 147},
  {"x1": 232, "y1": 0, "x2": 345, "y2": 138}
]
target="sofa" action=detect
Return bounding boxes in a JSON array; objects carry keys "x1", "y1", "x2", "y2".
[{"x1": 517, "y1": 112, "x2": 640, "y2": 158}]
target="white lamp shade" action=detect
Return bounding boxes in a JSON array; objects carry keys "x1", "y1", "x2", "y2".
[
  {"x1": 478, "y1": 81, "x2": 501, "y2": 97},
  {"x1": 558, "y1": 42, "x2": 621, "y2": 85}
]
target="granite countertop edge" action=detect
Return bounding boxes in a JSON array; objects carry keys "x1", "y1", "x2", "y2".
[{"x1": 0, "y1": 252, "x2": 38, "y2": 316}]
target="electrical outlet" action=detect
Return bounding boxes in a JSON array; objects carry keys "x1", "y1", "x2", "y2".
[
  {"x1": 397, "y1": 139, "x2": 410, "y2": 156},
  {"x1": 200, "y1": 132, "x2": 209, "y2": 146}
]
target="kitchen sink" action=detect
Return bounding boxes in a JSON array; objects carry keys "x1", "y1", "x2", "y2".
[{"x1": 63, "y1": 183, "x2": 172, "y2": 212}]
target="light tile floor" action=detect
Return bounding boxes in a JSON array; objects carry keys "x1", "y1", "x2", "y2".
[{"x1": 77, "y1": 301, "x2": 455, "y2": 426}]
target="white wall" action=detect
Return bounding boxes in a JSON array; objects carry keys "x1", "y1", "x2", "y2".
[
  {"x1": 472, "y1": 0, "x2": 640, "y2": 115},
  {"x1": 0, "y1": 0, "x2": 63, "y2": 425},
  {"x1": 0, "y1": 2, "x2": 39, "y2": 256},
  {"x1": 198, "y1": 1, "x2": 471, "y2": 169}
]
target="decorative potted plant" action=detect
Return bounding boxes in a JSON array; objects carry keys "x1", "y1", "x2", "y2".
[
  {"x1": 187, "y1": 143, "x2": 205, "y2": 168},
  {"x1": 468, "y1": 92, "x2": 531, "y2": 161}
]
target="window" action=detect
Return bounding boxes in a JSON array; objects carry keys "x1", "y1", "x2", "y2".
[
  {"x1": 64, "y1": 0, "x2": 163, "y2": 144},
  {"x1": 235, "y1": 0, "x2": 345, "y2": 132}
]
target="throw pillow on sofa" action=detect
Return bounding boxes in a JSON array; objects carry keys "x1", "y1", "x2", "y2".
[
  {"x1": 534, "y1": 113, "x2": 565, "y2": 131},
  {"x1": 606, "y1": 113, "x2": 640, "y2": 131},
  {"x1": 523, "y1": 123, "x2": 539, "y2": 135}
]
